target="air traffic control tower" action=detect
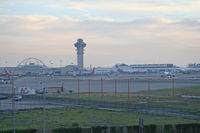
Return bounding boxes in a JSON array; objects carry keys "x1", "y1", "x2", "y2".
[{"x1": 74, "y1": 38, "x2": 86, "y2": 70}]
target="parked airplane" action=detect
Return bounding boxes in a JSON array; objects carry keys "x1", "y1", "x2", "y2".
[
  {"x1": 115, "y1": 65, "x2": 125, "y2": 73},
  {"x1": 161, "y1": 72, "x2": 175, "y2": 78},
  {"x1": 80, "y1": 68, "x2": 95, "y2": 76},
  {"x1": 67, "y1": 68, "x2": 95, "y2": 76},
  {"x1": 4, "y1": 69, "x2": 24, "y2": 77},
  {"x1": 94, "y1": 67, "x2": 113, "y2": 75},
  {"x1": 180, "y1": 68, "x2": 200, "y2": 73},
  {"x1": 115, "y1": 65, "x2": 147, "y2": 74}
]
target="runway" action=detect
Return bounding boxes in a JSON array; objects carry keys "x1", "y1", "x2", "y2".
[
  {"x1": 0, "y1": 76, "x2": 199, "y2": 94},
  {"x1": 0, "y1": 76, "x2": 199, "y2": 119}
]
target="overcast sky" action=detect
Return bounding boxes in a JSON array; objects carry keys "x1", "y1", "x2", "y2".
[{"x1": 0, "y1": 0, "x2": 200, "y2": 67}]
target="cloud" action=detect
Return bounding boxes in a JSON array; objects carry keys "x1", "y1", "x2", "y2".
[
  {"x1": 47, "y1": 3, "x2": 87, "y2": 12},
  {"x1": 64, "y1": 16, "x2": 80, "y2": 22},
  {"x1": 1, "y1": 0, "x2": 199, "y2": 24},
  {"x1": 0, "y1": 15, "x2": 59, "y2": 34},
  {"x1": 0, "y1": 15, "x2": 200, "y2": 66},
  {"x1": 50, "y1": 0, "x2": 200, "y2": 12},
  {"x1": 1, "y1": 0, "x2": 199, "y2": 66},
  {"x1": 88, "y1": 17, "x2": 114, "y2": 22},
  {"x1": 175, "y1": 18, "x2": 200, "y2": 26}
]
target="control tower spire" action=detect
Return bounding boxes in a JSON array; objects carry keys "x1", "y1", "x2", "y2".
[{"x1": 74, "y1": 38, "x2": 86, "y2": 70}]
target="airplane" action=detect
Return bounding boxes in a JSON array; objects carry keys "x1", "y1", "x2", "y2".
[
  {"x1": 115, "y1": 65, "x2": 125, "y2": 73},
  {"x1": 4, "y1": 69, "x2": 24, "y2": 77},
  {"x1": 94, "y1": 67, "x2": 113, "y2": 75},
  {"x1": 67, "y1": 68, "x2": 95, "y2": 76},
  {"x1": 161, "y1": 71, "x2": 175, "y2": 78},
  {"x1": 180, "y1": 67, "x2": 200, "y2": 74},
  {"x1": 115, "y1": 65, "x2": 147, "y2": 74},
  {"x1": 80, "y1": 68, "x2": 95, "y2": 76}
]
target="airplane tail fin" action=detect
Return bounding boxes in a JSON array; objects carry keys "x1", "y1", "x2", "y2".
[
  {"x1": 91, "y1": 68, "x2": 95, "y2": 75},
  {"x1": 115, "y1": 65, "x2": 123, "y2": 73},
  {"x1": 4, "y1": 69, "x2": 11, "y2": 76}
]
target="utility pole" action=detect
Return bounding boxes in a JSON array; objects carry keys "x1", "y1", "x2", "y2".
[
  {"x1": 12, "y1": 79, "x2": 15, "y2": 133},
  {"x1": 40, "y1": 81, "x2": 46, "y2": 133},
  {"x1": 59, "y1": 60, "x2": 62, "y2": 67},
  {"x1": 43, "y1": 84, "x2": 46, "y2": 133},
  {"x1": 139, "y1": 118, "x2": 144, "y2": 133}
]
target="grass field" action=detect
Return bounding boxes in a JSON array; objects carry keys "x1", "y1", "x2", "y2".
[
  {"x1": 0, "y1": 107, "x2": 200, "y2": 130},
  {"x1": 0, "y1": 86, "x2": 199, "y2": 130},
  {"x1": 46, "y1": 86, "x2": 200, "y2": 110}
]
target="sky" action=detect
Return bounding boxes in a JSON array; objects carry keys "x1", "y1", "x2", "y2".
[{"x1": 0, "y1": 0, "x2": 200, "y2": 67}]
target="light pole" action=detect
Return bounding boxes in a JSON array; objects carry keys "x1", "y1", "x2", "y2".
[
  {"x1": 40, "y1": 81, "x2": 46, "y2": 133},
  {"x1": 60, "y1": 60, "x2": 62, "y2": 67},
  {"x1": 5, "y1": 60, "x2": 8, "y2": 67},
  {"x1": 43, "y1": 84, "x2": 46, "y2": 133},
  {"x1": 12, "y1": 79, "x2": 15, "y2": 133}
]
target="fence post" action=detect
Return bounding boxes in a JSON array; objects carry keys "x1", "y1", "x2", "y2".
[
  {"x1": 148, "y1": 79, "x2": 150, "y2": 101},
  {"x1": 78, "y1": 79, "x2": 80, "y2": 103},
  {"x1": 132, "y1": 79, "x2": 134, "y2": 102},
  {"x1": 128, "y1": 79, "x2": 130, "y2": 105},
  {"x1": 115, "y1": 80, "x2": 117, "y2": 102},
  {"x1": 101, "y1": 78, "x2": 103, "y2": 102},
  {"x1": 88, "y1": 79, "x2": 90, "y2": 101},
  {"x1": 172, "y1": 79, "x2": 175, "y2": 100}
]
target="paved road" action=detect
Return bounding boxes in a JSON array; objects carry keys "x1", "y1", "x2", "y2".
[
  {"x1": 0, "y1": 76, "x2": 199, "y2": 121},
  {"x1": 0, "y1": 96, "x2": 199, "y2": 120},
  {"x1": 0, "y1": 77, "x2": 200, "y2": 94}
]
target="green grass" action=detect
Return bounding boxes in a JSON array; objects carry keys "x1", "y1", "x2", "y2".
[
  {"x1": 45, "y1": 86, "x2": 200, "y2": 109},
  {"x1": 0, "y1": 107, "x2": 199, "y2": 130},
  {"x1": 1, "y1": 86, "x2": 199, "y2": 130},
  {"x1": 137, "y1": 86, "x2": 200, "y2": 96}
]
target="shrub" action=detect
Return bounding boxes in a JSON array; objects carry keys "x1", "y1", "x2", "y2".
[{"x1": 0, "y1": 129, "x2": 37, "y2": 133}]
